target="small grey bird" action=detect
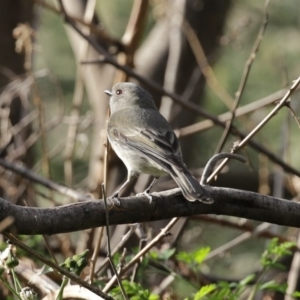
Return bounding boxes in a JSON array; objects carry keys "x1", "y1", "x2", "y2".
[{"x1": 105, "y1": 82, "x2": 212, "y2": 204}]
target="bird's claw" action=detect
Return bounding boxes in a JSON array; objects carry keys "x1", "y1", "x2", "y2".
[
  {"x1": 136, "y1": 191, "x2": 153, "y2": 204},
  {"x1": 108, "y1": 195, "x2": 121, "y2": 207}
]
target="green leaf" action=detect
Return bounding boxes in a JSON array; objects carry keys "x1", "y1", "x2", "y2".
[
  {"x1": 149, "y1": 251, "x2": 158, "y2": 259},
  {"x1": 218, "y1": 281, "x2": 231, "y2": 289},
  {"x1": 194, "y1": 247, "x2": 211, "y2": 264},
  {"x1": 259, "y1": 280, "x2": 287, "y2": 293},
  {"x1": 176, "y1": 251, "x2": 193, "y2": 264},
  {"x1": 149, "y1": 248, "x2": 176, "y2": 261},
  {"x1": 194, "y1": 284, "x2": 217, "y2": 300},
  {"x1": 261, "y1": 238, "x2": 295, "y2": 268},
  {"x1": 291, "y1": 291, "x2": 300, "y2": 298},
  {"x1": 110, "y1": 280, "x2": 159, "y2": 300},
  {"x1": 216, "y1": 288, "x2": 231, "y2": 299},
  {"x1": 239, "y1": 274, "x2": 255, "y2": 286},
  {"x1": 60, "y1": 250, "x2": 89, "y2": 276},
  {"x1": 176, "y1": 247, "x2": 211, "y2": 265},
  {"x1": 160, "y1": 248, "x2": 176, "y2": 260}
]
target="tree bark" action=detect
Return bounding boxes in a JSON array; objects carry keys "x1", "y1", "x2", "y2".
[{"x1": 1, "y1": 186, "x2": 299, "y2": 235}]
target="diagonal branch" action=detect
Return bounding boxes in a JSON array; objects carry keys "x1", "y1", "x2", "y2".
[
  {"x1": 177, "y1": 87, "x2": 300, "y2": 138},
  {"x1": 0, "y1": 158, "x2": 89, "y2": 202},
  {"x1": 3, "y1": 233, "x2": 114, "y2": 300},
  {"x1": 207, "y1": 75, "x2": 300, "y2": 182},
  {"x1": 215, "y1": 0, "x2": 270, "y2": 153}
]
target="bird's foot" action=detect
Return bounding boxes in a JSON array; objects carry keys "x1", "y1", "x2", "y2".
[
  {"x1": 108, "y1": 192, "x2": 121, "y2": 207},
  {"x1": 112, "y1": 191, "x2": 119, "y2": 198},
  {"x1": 136, "y1": 190, "x2": 153, "y2": 204}
]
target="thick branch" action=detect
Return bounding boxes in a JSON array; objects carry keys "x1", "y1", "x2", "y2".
[{"x1": 0, "y1": 187, "x2": 299, "y2": 235}]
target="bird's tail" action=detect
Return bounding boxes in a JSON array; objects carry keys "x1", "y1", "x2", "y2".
[{"x1": 171, "y1": 167, "x2": 213, "y2": 204}]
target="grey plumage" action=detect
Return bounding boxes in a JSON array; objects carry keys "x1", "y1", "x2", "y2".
[{"x1": 105, "y1": 82, "x2": 212, "y2": 204}]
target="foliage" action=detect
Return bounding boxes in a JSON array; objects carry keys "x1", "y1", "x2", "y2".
[
  {"x1": 176, "y1": 247, "x2": 211, "y2": 265},
  {"x1": 260, "y1": 238, "x2": 295, "y2": 269},
  {"x1": 110, "y1": 280, "x2": 159, "y2": 300},
  {"x1": 60, "y1": 249, "x2": 89, "y2": 275},
  {"x1": 109, "y1": 239, "x2": 297, "y2": 299},
  {"x1": 178, "y1": 238, "x2": 296, "y2": 300}
]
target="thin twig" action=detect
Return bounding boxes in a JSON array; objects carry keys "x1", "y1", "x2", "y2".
[
  {"x1": 42, "y1": 235, "x2": 59, "y2": 265},
  {"x1": 89, "y1": 226, "x2": 104, "y2": 283},
  {"x1": 159, "y1": 0, "x2": 185, "y2": 121},
  {"x1": 204, "y1": 223, "x2": 273, "y2": 261},
  {"x1": 114, "y1": 0, "x2": 148, "y2": 82},
  {"x1": 182, "y1": 18, "x2": 233, "y2": 109},
  {"x1": 103, "y1": 119, "x2": 109, "y2": 200},
  {"x1": 32, "y1": 84, "x2": 51, "y2": 179},
  {"x1": 176, "y1": 86, "x2": 300, "y2": 138},
  {"x1": 130, "y1": 236, "x2": 147, "y2": 283},
  {"x1": 102, "y1": 184, "x2": 128, "y2": 300},
  {"x1": 3, "y1": 233, "x2": 114, "y2": 300},
  {"x1": 201, "y1": 153, "x2": 246, "y2": 185},
  {"x1": 25, "y1": 198, "x2": 58, "y2": 265},
  {"x1": 33, "y1": 0, "x2": 121, "y2": 48},
  {"x1": 7, "y1": 110, "x2": 38, "y2": 139},
  {"x1": 215, "y1": 0, "x2": 270, "y2": 153},
  {"x1": 6, "y1": 109, "x2": 66, "y2": 161},
  {"x1": 285, "y1": 103, "x2": 300, "y2": 129},
  {"x1": 0, "y1": 216, "x2": 14, "y2": 233},
  {"x1": 103, "y1": 217, "x2": 179, "y2": 292},
  {"x1": 192, "y1": 215, "x2": 293, "y2": 243},
  {"x1": 63, "y1": 0, "x2": 96, "y2": 187},
  {"x1": 285, "y1": 231, "x2": 300, "y2": 300},
  {"x1": 118, "y1": 248, "x2": 128, "y2": 275},
  {"x1": 95, "y1": 224, "x2": 137, "y2": 275},
  {"x1": 17, "y1": 24, "x2": 52, "y2": 180},
  {"x1": 207, "y1": 75, "x2": 300, "y2": 183},
  {"x1": 0, "y1": 158, "x2": 90, "y2": 202}
]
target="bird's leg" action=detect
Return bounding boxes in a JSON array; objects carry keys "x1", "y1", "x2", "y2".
[
  {"x1": 112, "y1": 171, "x2": 135, "y2": 198},
  {"x1": 144, "y1": 177, "x2": 158, "y2": 194},
  {"x1": 137, "y1": 177, "x2": 158, "y2": 203}
]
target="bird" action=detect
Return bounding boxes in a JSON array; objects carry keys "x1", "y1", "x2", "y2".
[{"x1": 104, "y1": 82, "x2": 212, "y2": 204}]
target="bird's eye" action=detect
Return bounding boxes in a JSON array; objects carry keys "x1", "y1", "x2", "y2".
[{"x1": 116, "y1": 89, "x2": 123, "y2": 95}]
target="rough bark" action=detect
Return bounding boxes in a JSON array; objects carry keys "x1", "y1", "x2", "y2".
[{"x1": 0, "y1": 186, "x2": 299, "y2": 235}]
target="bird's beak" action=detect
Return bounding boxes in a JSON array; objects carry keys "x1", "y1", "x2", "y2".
[{"x1": 104, "y1": 90, "x2": 112, "y2": 97}]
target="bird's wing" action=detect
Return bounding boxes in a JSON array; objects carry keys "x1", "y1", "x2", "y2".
[{"x1": 110, "y1": 127, "x2": 185, "y2": 172}]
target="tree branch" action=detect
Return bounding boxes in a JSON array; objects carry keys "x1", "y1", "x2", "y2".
[{"x1": 1, "y1": 187, "x2": 299, "y2": 235}]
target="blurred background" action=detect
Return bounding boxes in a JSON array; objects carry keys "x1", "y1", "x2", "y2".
[{"x1": 0, "y1": 0, "x2": 299, "y2": 299}]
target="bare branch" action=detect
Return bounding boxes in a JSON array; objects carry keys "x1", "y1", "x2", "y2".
[
  {"x1": 201, "y1": 153, "x2": 246, "y2": 185},
  {"x1": 4, "y1": 233, "x2": 114, "y2": 300},
  {"x1": 0, "y1": 186, "x2": 300, "y2": 235},
  {"x1": 176, "y1": 87, "x2": 300, "y2": 138},
  {"x1": 103, "y1": 217, "x2": 179, "y2": 292},
  {"x1": 192, "y1": 215, "x2": 293, "y2": 243},
  {"x1": 182, "y1": 19, "x2": 233, "y2": 109},
  {"x1": 207, "y1": 75, "x2": 300, "y2": 182},
  {"x1": 0, "y1": 158, "x2": 89, "y2": 202},
  {"x1": 114, "y1": 0, "x2": 149, "y2": 82},
  {"x1": 33, "y1": 0, "x2": 121, "y2": 48},
  {"x1": 215, "y1": 0, "x2": 270, "y2": 153},
  {"x1": 63, "y1": 0, "x2": 96, "y2": 187}
]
